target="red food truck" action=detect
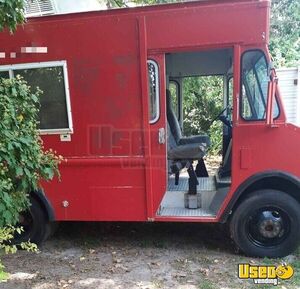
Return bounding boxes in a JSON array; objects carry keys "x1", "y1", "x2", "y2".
[{"x1": 1, "y1": 0, "x2": 300, "y2": 257}]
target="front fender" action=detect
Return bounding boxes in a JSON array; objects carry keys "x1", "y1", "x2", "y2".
[{"x1": 220, "y1": 170, "x2": 300, "y2": 223}]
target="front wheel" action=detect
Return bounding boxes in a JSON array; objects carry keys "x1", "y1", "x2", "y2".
[{"x1": 230, "y1": 190, "x2": 300, "y2": 257}]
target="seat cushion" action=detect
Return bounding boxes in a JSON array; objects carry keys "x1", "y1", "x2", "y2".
[
  {"x1": 168, "y1": 142, "x2": 206, "y2": 160},
  {"x1": 178, "y1": 135, "x2": 211, "y2": 146}
]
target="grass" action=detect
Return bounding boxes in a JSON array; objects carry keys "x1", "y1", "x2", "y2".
[
  {"x1": 261, "y1": 247, "x2": 300, "y2": 287},
  {"x1": 0, "y1": 270, "x2": 9, "y2": 282},
  {"x1": 254, "y1": 284, "x2": 272, "y2": 289},
  {"x1": 261, "y1": 257, "x2": 275, "y2": 265},
  {"x1": 198, "y1": 279, "x2": 215, "y2": 289},
  {"x1": 287, "y1": 253, "x2": 300, "y2": 287}
]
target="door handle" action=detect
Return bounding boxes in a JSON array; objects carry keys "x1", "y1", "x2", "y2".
[{"x1": 158, "y1": 127, "x2": 166, "y2": 144}]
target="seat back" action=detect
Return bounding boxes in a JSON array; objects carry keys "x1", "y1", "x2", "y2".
[
  {"x1": 166, "y1": 89, "x2": 207, "y2": 163},
  {"x1": 166, "y1": 89, "x2": 182, "y2": 144}
]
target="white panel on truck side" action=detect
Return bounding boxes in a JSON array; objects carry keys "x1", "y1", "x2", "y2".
[
  {"x1": 25, "y1": 0, "x2": 106, "y2": 17},
  {"x1": 277, "y1": 67, "x2": 300, "y2": 125}
]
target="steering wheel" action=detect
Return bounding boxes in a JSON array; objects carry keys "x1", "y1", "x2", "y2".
[{"x1": 210, "y1": 105, "x2": 232, "y2": 127}]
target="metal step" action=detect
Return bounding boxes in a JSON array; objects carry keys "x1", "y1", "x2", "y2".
[
  {"x1": 168, "y1": 176, "x2": 216, "y2": 192},
  {"x1": 158, "y1": 207, "x2": 214, "y2": 217},
  {"x1": 159, "y1": 190, "x2": 217, "y2": 210},
  {"x1": 215, "y1": 170, "x2": 231, "y2": 188},
  {"x1": 158, "y1": 176, "x2": 220, "y2": 217},
  {"x1": 158, "y1": 186, "x2": 217, "y2": 217}
]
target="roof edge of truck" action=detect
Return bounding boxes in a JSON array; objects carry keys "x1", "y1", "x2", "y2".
[{"x1": 25, "y1": 0, "x2": 270, "y2": 23}]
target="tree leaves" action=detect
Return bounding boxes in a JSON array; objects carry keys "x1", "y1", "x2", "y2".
[
  {"x1": 270, "y1": 0, "x2": 300, "y2": 67},
  {"x1": 0, "y1": 77, "x2": 61, "y2": 228},
  {"x1": 182, "y1": 76, "x2": 223, "y2": 155},
  {"x1": 0, "y1": 0, "x2": 25, "y2": 33}
]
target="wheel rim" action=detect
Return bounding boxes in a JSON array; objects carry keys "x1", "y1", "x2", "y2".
[{"x1": 246, "y1": 206, "x2": 291, "y2": 248}]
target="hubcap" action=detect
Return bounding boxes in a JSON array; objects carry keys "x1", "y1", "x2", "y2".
[
  {"x1": 247, "y1": 207, "x2": 290, "y2": 247},
  {"x1": 258, "y1": 211, "x2": 283, "y2": 238}
]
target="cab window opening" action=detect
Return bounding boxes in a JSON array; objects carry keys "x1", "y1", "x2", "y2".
[{"x1": 241, "y1": 50, "x2": 279, "y2": 121}]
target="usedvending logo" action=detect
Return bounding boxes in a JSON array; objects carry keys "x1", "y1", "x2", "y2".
[{"x1": 238, "y1": 263, "x2": 294, "y2": 285}]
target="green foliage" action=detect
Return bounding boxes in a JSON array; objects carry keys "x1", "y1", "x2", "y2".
[
  {"x1": 0, "y1": 76, "x2": 61, "y2": 276},
  {"x1": 0, "y1": 225, "x2": 38, "y2": 282},
  {"x1": 0, "y1": 0, "x2": 25, "y2": 33},
  {"x1": 182, "y1": 76, "x2": 223, "y2": 155},
  {"x1": 208, "y1": 121, "x2": 223, "y2": 156},
  {"x1": 270, "y1": 0, "x2": 300, "y2": 67},
  {"x1": 0, "y1": 0, "x2": 40, "y2": 280},
  {"x1": 0, "y1": 265, "x2": 9, "y2": 282},
  {"x1": 198, "y1": 279, "x2": 215, "y2": 289},
  {"x1": 0, "y1": 76, "x2": 61, "y2": 228},
  {"x1": 0, "y1": 226, "x2": 37, "y2": 254}
]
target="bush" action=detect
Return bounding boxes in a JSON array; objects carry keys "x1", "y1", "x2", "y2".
[
  {"x1": 0, "y1": 76, "x2": 61, "y2": 279},
  {"x1": 0, "y1": 0, "x2": 25, "y2": 33},
  {"x1": 182, "y1": 76, "x2": 224, "y2": 155}
]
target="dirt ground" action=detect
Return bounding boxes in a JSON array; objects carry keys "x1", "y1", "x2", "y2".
[
  {"x1": 1, "y1": 222, "x2": 299, "y2": 289},
  {"x1": 1, "y1": 156, "x2": 299, "y2": 289}
]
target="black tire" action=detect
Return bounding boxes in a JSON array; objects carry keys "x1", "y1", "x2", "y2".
[
  {"x1": 230, "y1": 190, "x2": 300, "y2": 258},
  {"x1": 14, "y1": 198, "x2": 50, "y2": 245},
  {"x1": 45, "y1": 221, "x2": 59, "y2": 240}
]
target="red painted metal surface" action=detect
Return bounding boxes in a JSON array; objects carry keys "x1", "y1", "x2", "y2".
[{"x1": 1, "y1": 0, "x2": 293, "y2": 223}]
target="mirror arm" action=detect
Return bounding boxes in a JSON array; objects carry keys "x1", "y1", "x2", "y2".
[{"x1": 266, "y1": 69, "x2": 278, "y2": 126}]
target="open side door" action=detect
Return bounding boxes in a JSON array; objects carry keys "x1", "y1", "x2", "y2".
[{"x1": 145, "y1": 54, "x2": 167, "y2": 219}]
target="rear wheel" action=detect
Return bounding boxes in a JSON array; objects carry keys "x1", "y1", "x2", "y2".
[
  {"x1": 230, "y1": 190, "x2": 300, "y2": 257},
  {"x1": 14, "y1": 198, "x2": 50, "y2": 245}
]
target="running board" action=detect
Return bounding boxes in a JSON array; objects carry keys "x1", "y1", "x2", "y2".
[{"x1": 159, "y1": 207, "x2": 214, "y2": 217}]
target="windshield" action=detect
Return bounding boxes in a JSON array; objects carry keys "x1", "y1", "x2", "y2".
[{"x1": 241, "y1": 50, "x2": 279, "y2": 120}]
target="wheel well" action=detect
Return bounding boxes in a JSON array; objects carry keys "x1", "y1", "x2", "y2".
[
  {"x1": 233, "y1": 176, "x2": 300, "y2": 212},
  {"x1": 30, "y1": 191, "x2": 55, "y2": 221},
  {"x1": 219, "y1": 174, "x2": 300, "y2": 223}
]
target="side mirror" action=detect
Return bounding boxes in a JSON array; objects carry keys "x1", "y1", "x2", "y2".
[{"x1": 266, "y1": 69, "x2": 278, "y2": 126}]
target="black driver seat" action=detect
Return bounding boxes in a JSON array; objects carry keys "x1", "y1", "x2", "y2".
[
  {"x1": 166, "y1": 89, "x2": 210, "y2": 192},
  {"x1": 166, "y1": 89, "x2": 210, "y2": 162}
]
